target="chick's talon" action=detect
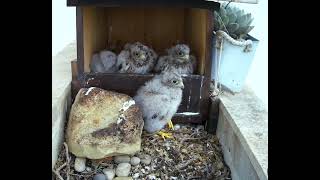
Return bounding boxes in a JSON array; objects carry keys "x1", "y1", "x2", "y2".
[
  {"x1": 168, "y1": 119, "x2": 174, "y2": 130},
  {"x1": 157, "y1": 131, "x2": 173, "y2": 140}
]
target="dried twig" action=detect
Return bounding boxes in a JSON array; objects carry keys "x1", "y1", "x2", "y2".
[
  {"x1": 52, "y1": 162, "x2": 67, "y2": 180},
  {"x1": 63, "y1": 142, "x2": 71, "y2": 180},
  {"x1": 175, "y1": 158, "x2": 197, "y2": 170}
]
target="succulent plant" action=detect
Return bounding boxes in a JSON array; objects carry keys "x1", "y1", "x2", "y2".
[{"x1": 214, "y1": 3, "x2": 254, "y2": 40}]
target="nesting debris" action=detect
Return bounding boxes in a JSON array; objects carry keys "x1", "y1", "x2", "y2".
[{"x1": 53, "y1": 124, "x2": 231, "y2": 180}]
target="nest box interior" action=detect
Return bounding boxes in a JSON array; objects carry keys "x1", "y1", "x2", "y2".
[
  {"x1": 81, "y1": 7, "x2": 211, "y2": 75},
  {"x1": 71, "y1": 2, "x2": 219, "y2": 124}
]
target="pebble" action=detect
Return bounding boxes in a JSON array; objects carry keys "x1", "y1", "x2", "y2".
[
  {"x1": 103, "y1": 168, "x2": 115, "y2": 180},
  {"x1": 114, "y1": 155, "x2": 131, "y2": 164},
  {"x1": 196, "y1": 125, "x2": 205, "y2": 131},
  {"x1": 139, "y1": 154, "x2": 152, "y2": 165},
  {"x1": 132, "y1": 173, "x2": 140, "y2": 178},
  {"x1": 145, "y1": 166, "x2": 150, "y2": 171},
  {"x1": 93, "y1": 173, "x2": 107, "y2": 180},
  {"x1": 74, "y1": 157, "x2": 86, "y2": 172},
  {"x1": 173, "y1": 124, "x2": 181, "y2": 130},
  {"x1": 147, "y1": 174, "x2": 157, "y2": 180},
  {"x1": 116, "y1": 163, "x2": 131, "y2": 177},
  {"x1": 86, "y1": 167, "x2": 92, "y2": 172},
  {"x1": 113, "y1": 177, "x2": 133, "y2": 180},
  {"x1": 141, "y1": 168, "x2": 146, "y2": 174},
  {"x1": 130, "y1": 156, "x2": 141, "y2": 166}
]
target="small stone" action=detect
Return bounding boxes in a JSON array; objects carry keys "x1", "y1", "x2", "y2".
[
  {"x1": 173, "y1": 124, "x2": 181, "y2": 130},
  {"x1": 139, "y1": 154, "x2": 151, "y2": 165},
  {"x1": 132, "y1": 173, "x2": 140, "y2": 178},
  {"x1": 103, "y1": 168, "x2": 115, "y2": 180},
  {"x1": 74, "y1": 157, "x2": 86, "y2": 172},
  {"x1": 145, "y1": 166, "x2": 150, "y2": 171},
  {"x1": 196, "y1": 125, "x2": 204, "y2": 131},
  {"x1": 116, "y1": 163, "x2": 131, "y2": 177},
  {"x1": 93, "y1": 173, "x2": 107, "y2": 180},
  {"x1": 113, "y1": 177, "x2": 133, "y2": 180},
  {"x1": 147, "y1": 174, "x2": 156, "y2": 180},
  {"x1": 86, "y1": 167, "x2": 92, "y2": 172},
  {"x1": 130, "y1": 157, "x2": 140, "y2": 166},
  {"x1": 141, "y1": 168, "x2": 146, "y2": 174},
  {"x1": 114, "y1": 155, "x2": 131, "y2": 164}
]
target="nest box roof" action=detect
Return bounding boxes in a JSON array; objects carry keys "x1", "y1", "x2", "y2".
[{"x1": 67, "y1": 0, "x2": 220, "y2": 11}]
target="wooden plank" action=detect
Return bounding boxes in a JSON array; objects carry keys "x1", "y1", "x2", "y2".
[
  {"x1": 76, "y1": 7, "x2": 84, "y2": 75},
  {"x1": 83, "y1": 7, "x2": 110, "y2": 72},
  {"x1": 144, "y1": 8, "x2": 185, "y2": 53},
  {"x1": 71, "y1": 59, "x2": 78, "y2": 80},
  {"x1": 185, "y1": 8, "x2": 208, "y2": 75},
  {"x1": 200, "y1": 10, "x2": 214, "y2": 123}
]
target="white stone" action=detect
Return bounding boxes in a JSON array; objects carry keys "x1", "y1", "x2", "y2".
[
  {"x1": 115, "y1": 155, "x2": 131, "y2": 164},
  {"x1": 173, "y1": 124, "x2": 181, "y2": 130},
  {"x1": 116, "y1": 163, "x2": 131, "y2": 177},
  {"x1": 114, "y1": 177, "x2": 133, "y2": 180},
  {"x1": 93, "y1": 173, "x2": 107, "y2": 180},
  {"x1": 103, "y1": 168, "x2": 115, "y2": 180},
  {"x1": 132, "y1": 173, "x2": 140, "y2": 178},
  {"x1": 139, "y1": 154, "x2": 151, "y2": 165},
  {"x1": 130, "y1": 157, "x2": 140, "y2": 166},
  {"x1": 74, "y1": 157, "x2": 86, "y2": 172}
]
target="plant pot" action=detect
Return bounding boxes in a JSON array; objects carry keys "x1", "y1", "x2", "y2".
[{"x1": 211, "y1": 34, "x2": 259, "y2": 93}]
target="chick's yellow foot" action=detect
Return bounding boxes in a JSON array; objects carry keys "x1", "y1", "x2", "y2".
[
  {"x1": 168, "y1": 119, "x2": 174, "y2": 130},
  {"x1": 157, "y1": 131, "x2": 173, "y2": 140}
]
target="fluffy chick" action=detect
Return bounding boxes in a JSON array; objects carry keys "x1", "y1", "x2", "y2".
[
  {"x1": 134, "y1": 68, "x2": 184, "y2": 135},
  {"x1": 154, "y1": 44, "x2": 196, "y2": 75},
  {"x1": 90, "y1": 50, "x2": 117, "y2": 73},
  {"x1": 117, "y1": 42, "x2": 158, "y2": 74}
]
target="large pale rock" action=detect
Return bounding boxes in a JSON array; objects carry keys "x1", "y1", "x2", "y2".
[{"x1": 66, "y1": 87, "x2": 144, "y2": 159}]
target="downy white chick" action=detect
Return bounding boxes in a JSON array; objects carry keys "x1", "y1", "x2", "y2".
[
  {"x1": 134, "y1": 67, "x2": 184, "y2": 139},
  {"x1": 90, "y1": 50, "x2": 117, "y2": 73}
]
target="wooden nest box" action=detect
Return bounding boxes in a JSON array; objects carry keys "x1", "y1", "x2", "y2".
[{"x1": 68, "y1": 0, "x2": 219, "y2": 124}]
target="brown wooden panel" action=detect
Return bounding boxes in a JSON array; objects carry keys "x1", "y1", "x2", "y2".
[
  {"x1": 83, "y1": 6, "x2": 110, "y2": 72},
  {"x1": 106, "y1": 7, "x2": 146, "y2": 53},
  {"x1": 144, "y1": 8, "x2": 185, "y2": 53},
  {"x1": 200, "y1": 10, "x2": 214, "y2": 123},
  {"x1": 185, "y1": 8, "x2": 207, "y2": 75}
]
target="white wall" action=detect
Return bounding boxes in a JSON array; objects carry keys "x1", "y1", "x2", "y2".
[
  {"x1": 52, "y1": 0, "x2": 267, "y2": 108},
  {"x1": 236, "y1": 0, "x2": 268, "y2": 108},
  {"x1": 52, "y1": 0, "x2": 76, "y2": 56}
]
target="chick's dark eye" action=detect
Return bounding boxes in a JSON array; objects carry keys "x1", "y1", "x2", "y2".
[
  {"x1": 178, "y1": 52, "x2": 183, "y2": 56},
  {"x1": 172, "y1": 80, "x2": 177, "y2": 84},
  {"x1": 135, "y1": 52, "x2": 139, "y2": 56}
]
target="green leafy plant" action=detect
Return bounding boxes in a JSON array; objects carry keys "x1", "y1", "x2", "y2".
[{"x1": 214, "y1": 3, "x2": 254, "y2": 40}]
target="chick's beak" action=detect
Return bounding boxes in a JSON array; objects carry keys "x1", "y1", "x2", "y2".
[
  {"x1": 139, "y1": 54, "x2": 146, "y2": 60},
  {"x1": 179, "y1": 81, "x2": 184, "y2": 89},
  {"x1": 183, "y1": 54, "x2": 189, "y2": 60}
]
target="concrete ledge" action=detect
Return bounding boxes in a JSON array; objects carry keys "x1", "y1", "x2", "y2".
[
  {"x1": 52, "y1": 42, "x2": 76, "y2": 168},
  {"x1": 217, "y1": 86, "x2": 268, "y2": 180}
]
